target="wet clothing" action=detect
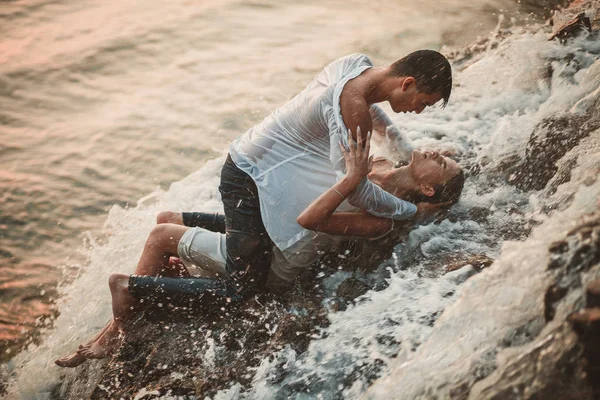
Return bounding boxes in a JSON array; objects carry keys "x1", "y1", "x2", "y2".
[
  {"x1": 229, "y1": 53, "x2": 417, "y2": 252},
  {"x1": 129, "y1": 155, "x2": 272, "y2": 304},
  {"x1": 182, "y1": 212, "x2": 225, "y2": 233},
  {"x1": 175, "y1": 211, "x2": 346, "y2": 289}
]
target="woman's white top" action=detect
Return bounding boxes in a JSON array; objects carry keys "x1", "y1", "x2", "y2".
[{"x1": 229, "y1": 53, "x2": 417, "y2": 252}]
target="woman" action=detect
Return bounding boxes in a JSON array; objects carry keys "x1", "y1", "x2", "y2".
[{"x1": 55, "y1": 131, "x2": 464, "y2": 367}]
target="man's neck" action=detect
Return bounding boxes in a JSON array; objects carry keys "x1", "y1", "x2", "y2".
[{"x1": 354, "y1": 67, "x2": 397, "y2": 105}]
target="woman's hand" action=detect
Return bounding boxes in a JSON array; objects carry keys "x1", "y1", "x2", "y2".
[{"x1": 340, "y1": 127, "x2": 374, "y2": 188}]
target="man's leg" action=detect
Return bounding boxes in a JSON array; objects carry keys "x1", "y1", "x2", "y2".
[{"x1": 219, "y1": 155, "x2": 273, "y2": 296}]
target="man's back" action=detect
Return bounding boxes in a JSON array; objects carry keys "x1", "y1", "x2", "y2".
[{"x1": 230, "y1": 54, "x2": 375, "y2": 251}]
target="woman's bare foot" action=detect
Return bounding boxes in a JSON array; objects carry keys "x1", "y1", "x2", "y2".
[
  {"x1": 77, "y1": 319, "x2": 122, "y2": 359},
  {"x1": 54, "y1": 352, "x2": 87, "y2": 368},
  {"x1": 54, "y1": 320, "x2": 114, "y2": 368}
]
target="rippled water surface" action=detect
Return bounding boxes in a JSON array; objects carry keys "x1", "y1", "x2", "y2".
[{"x1": 1, "y1": 0, "x2": 536, "y2": 361}]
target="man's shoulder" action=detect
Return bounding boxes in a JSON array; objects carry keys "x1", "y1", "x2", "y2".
[{"x1": 330, "y1": 53, "x2": 373, "y2": 69}]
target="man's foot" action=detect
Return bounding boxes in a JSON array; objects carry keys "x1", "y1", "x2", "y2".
[{"x1": 77, "y1": 321, "x2": 122, "y2": 359}]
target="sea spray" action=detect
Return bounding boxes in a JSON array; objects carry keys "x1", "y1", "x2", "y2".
[{"x1": 6, "y1": 156, "x2": 226, "y2": 398}]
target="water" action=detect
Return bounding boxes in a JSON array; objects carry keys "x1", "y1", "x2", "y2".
[{"x1": 1, "y1": 0, "x2": 577, "y2": 397}]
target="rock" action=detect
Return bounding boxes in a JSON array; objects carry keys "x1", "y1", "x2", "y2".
[
  {"x1": 586, "y1": 279, "x2": 600, "y2": 307},
  {"x1": 445, "y1": 254, "x2": 495, "y2": 273},
  {"x1": 468, "y1": 325, "x2": 592, "y2": 400},
  {"x1": 511, "y1": 113, "x2": 600, "y2": 191},
  {"x1": 60, "y1": 284, "x2": 331, "y2": 399},
  {"x1": 549, "y1": 12, "x2": 593, "y2": 41},
  {"x1": 336, "y1": 277, "x2": 372, "y2": 302},
  {"x1": 568, "y1": 307, "x2": 600, "y2": 328}
]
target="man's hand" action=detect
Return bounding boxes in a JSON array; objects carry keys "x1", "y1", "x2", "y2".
[
  {"x1": 415, "y1": 200, "x2": 453, "y2": 215},
  {"x1": 386, "y1": 126, "x2": 414, "y2": 162}
]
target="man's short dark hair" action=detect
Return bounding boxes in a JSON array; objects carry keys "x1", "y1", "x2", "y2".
[{"x1": 389, "y1": 50, "x2": 453, "y2": 108}]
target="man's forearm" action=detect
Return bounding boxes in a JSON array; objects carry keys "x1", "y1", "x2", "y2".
[
  {"x1": 370, "y1": 105, "x2": 394, "y2": 136},
  {"x1": 369, "y1": 105, "x2": 414, "y2": 160}
]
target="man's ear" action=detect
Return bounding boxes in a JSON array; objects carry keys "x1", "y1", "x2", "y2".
[
  {"x1": 401, "y1": 76, "x2": 416, "y2": 92},
  {"x1": 419, "y1": 184, "x2": 435, "y2": 197}
]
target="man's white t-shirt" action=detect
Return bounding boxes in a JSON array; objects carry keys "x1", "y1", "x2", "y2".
[{"x1": 229, "y1": 53, "x2": 417, "y2": 253}]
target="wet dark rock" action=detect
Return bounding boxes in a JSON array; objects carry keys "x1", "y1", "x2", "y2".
[
  {"x1": 60, "y1": 284, "x2": 330, "y2": 399},
  {"x1": 336, "y1": 277, "x2": 371, "y2": 302},
  {"x1": 466, "y1": 206, "x2": 493, "y2": 223},
  {"x1": 511, "y1": 113, "x2": 600, "y2": 191},
  {"x1": 549, "y1": 12, "x2": 592, "y2": 41},
  {"x1": 586, "y1": 278, "x2": 600, "y2": 307},
  {"x1": 545, "y1": 284, "x2": 569, "y2": 320},
  {"x1": 499, "y1": 318, "x2": 546, "y2": 348},
  {"x1": 516, "y1": 0, "x2": 572, "y2": 17},
  {"x1": 469, "y1": 324, "x2": 592, "y2": 400},
  {"x1": 445, "y1": 253, "x2": 495, "y2": 273}
]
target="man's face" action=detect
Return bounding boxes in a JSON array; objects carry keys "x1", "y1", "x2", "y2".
[
  {"x1": 389, "y1": 78, "x2": 443, "y2": 114},
  {"x1": 409, "y1": 150, "x2": 460, "y2": 188}
]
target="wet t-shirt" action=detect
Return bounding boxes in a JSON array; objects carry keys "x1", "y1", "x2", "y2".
[{"x1": 229, "y1": 53, "x2": 417, "y2": 251}]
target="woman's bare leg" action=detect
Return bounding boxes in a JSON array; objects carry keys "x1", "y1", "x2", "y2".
[
  {"x1": 156, "y1": 211, "x2": 183, "y2": 225},
  {"x1": 77, "y1": 274, "x2": 131, "y2": 359},
  {"x1": 55, "y1": 224, "x2": 189, "y2": 366},
  {"x1": 134, "y1": 223, "x2": 188, "y2": 276},
  {"x1": 54, "y1": 320, "x2": 114, "y2": 367}
]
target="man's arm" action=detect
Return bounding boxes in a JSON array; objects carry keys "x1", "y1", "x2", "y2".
[{"x1": 369, "y1": 105, "x2": 414, "y2": 161}]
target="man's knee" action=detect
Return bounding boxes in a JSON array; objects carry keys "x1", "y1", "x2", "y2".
[{"x1": 156, "y1": 211, "x2": 181, "y2": 225}]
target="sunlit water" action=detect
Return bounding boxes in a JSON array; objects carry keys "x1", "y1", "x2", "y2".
[{"x1": 3, "y1": 0, "x2": 587, "y2": 398}]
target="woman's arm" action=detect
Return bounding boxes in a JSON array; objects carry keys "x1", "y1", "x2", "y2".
[{"x1": 297, "y1": 129, "x2": 394, "y2": 237}]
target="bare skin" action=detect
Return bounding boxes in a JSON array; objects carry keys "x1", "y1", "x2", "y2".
[
  {"x1": 55, "y1": 224, "x2": 189, "y2": 367},
  {"x1": 54, "y1": 320, "x2": 115, "y2": 367}
]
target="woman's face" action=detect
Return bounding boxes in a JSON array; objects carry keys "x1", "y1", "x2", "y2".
[{"x1": 409, "y1": 150, "x2": 461, "y2": 187}]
